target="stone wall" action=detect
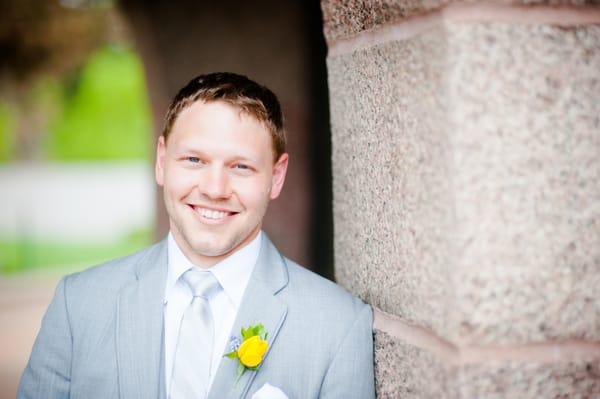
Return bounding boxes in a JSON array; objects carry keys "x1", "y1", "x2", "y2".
[{"x1": 323, "y1": 1, "x2": 600, "y2": 397}]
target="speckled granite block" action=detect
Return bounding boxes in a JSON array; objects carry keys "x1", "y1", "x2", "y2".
[
  {"x1": 328, "y1": 30, "x2": 455, "y2": 338},
  {"x1": 375, "y1": 330, "x2": 600, "y2": 398},
  {"x1": 445, "y1": 24, "x2": 600, "y2": 345},
  {"x1": 457, "y1": 361, "x2": 600, "y2": 398},
  {"x1": 374, "y1": 329, "x2": 455, "y2": 398},
  {"x1": 322, "y1": 0, "x2": 435, "y2": 42},
  {"x1": 321, "y1": 0, "x2": 600, "y2": 42},
  {"x1": 329, "y1": 22, "x2": 600, "y2": 345}
]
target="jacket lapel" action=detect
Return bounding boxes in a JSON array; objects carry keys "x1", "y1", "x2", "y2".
[
  {"x1": 116, "y1": 240, "x2": 168, "y2": 399},
  {"x1": 208, "y1": 235, "x2": 289, "y2": 399}
]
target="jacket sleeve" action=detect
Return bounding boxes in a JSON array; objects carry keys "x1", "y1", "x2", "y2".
[
  {"x1": 318, "y1": 303, "x2": 376, "y2": 399},
  {"x1": 17, "y1": 276, "x2": 72, "y2": 399}
]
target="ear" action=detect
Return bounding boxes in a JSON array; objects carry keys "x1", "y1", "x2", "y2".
[
  {"x1": 155, "y1": 135, "x2": 167, "y2": 187},
  {"x1": 269, "y1": 153, "x2": 289, "y2": 200}
]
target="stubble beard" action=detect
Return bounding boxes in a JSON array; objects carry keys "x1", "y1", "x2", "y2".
[{"x1": 168, "y1": 201, "x2": 268, "y2": 265}]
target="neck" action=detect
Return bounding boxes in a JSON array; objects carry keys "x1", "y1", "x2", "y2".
[{"x1": 171, "y1": 227, "x2": 261, "y2": 268}]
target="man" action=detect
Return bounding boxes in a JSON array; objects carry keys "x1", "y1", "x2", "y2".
[{"x1": 18, "y1": 72, "x2": 375, "y2": 399}]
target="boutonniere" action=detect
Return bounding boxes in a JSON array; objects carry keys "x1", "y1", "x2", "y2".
[{"x1": 224, "y1": 323, "x2": 269, "y2": 381}]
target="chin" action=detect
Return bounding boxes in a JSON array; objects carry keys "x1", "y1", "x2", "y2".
[{"x1": 191, "y1": 239, "x2": 237, "y2": 258}]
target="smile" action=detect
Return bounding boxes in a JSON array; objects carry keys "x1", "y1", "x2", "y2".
[{"x1": 189, "y1": 205, "x2": 238, "y2": 224}]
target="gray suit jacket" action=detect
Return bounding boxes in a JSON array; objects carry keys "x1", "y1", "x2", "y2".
[{"x1": 18, "y1": 235, "x2": 375, "y2": 399}]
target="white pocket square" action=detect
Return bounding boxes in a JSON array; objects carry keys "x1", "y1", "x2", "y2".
[{"x1": 250, "y1": 382, "x2": 289, "y2": 399}]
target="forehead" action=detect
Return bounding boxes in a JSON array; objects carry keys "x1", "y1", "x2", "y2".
[{"x1": 168, "y1": 100, "x2": 273, "y2": 158}]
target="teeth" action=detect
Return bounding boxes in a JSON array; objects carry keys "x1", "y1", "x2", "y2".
[{"x1": 198, "y1": 208, "x2": 228, "y2": 220}]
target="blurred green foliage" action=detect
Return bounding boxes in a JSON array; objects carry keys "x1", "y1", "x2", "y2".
[
  {"x1": 0, "y1": 44, "x2": 155, "y2": 275},
  {"x1": 0, "y1": 44, "x2": 152, "y2": 162},
  {"x1": 0, "y1": 102, "x2": 15, "y2": 162},
  {"x1": 0, "y1": 228, "x2": 152, "y2": 275},
  {"x1": 46, "y1": 44, "x2": 152, "y2": 160}
]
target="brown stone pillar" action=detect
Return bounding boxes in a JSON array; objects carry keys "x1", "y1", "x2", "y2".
[{"x1": 323, "y1": 1, "x2": 600, "y2": 397}]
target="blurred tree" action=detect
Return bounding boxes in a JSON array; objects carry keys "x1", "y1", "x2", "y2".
[
  {"x1": 0, "y1": 0, "x2": 112, "y2": 83},
  {"x1": 46, "y1": 45, "x2": 151, "y2": 160},
  {"x1": 0, "y1": 0, "x2": 115, "y2": 160}
]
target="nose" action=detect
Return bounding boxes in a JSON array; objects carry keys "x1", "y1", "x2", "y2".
[{"x1": 200, "y1": 166, "x2": 232, "y2": 200}]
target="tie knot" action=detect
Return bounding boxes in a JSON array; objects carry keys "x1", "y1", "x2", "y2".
[{"x1": 182, "y1": 269, "x2": 220, "y2": 299}]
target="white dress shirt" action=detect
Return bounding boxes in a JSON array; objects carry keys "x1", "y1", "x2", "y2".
[{"x1": 164, "y1": 231, "x2": 261, "y2": 394}]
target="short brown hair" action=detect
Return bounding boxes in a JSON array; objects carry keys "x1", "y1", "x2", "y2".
[{"x1": 162, "y1": 72, "x2": 286, "y2": 161}]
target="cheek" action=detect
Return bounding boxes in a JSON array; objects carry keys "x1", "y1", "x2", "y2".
[
  {"x1": 233, "y1": 177, "x2": 272, "y2": 206},
  {"x1": 164, "y1": 167, "x2": 198, "y2": 196}
]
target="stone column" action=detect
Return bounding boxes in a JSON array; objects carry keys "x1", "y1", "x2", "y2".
[{"x1": 323, "y1": 1, "x2": 600, "y2": 397}]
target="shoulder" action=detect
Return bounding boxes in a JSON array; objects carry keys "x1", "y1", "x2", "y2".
[
  {"x1": 61, "y1": 240, "x2": 165, "y2": 300},
  {"x1": 282, "y1": 257, "x2": 372, "y2": 329}
]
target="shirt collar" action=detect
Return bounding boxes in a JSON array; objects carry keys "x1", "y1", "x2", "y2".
[{"x1": 164, "y1": 231, "x2": 262, "y2": 308}]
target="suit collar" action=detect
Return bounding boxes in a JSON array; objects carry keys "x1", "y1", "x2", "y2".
[
  {"x1": 244, "y1": 233, "x2": 288, "y2": 295},
  {"x1": 208, "y1": 234, "x2": 289, "y2": 399},
  {"x1": 117, "y1": 239, "x2": 168, "y2": 399}
]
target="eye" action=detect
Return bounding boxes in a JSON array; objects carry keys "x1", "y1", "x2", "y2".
[
  {"x1": 187, "y1": 156, "x2": 201, "y2": 163},
  {"x1": 232, "y1": 163, "x2": 254, "y2": 174}
]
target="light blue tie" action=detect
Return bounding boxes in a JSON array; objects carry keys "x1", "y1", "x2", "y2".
[{"x1": 169, "y1": 269, "x2": 221, "y2": 399}]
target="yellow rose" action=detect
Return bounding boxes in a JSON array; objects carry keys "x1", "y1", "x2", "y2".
[{"x1": 237, "y1": 335, "x2": 268, "y2": 368}]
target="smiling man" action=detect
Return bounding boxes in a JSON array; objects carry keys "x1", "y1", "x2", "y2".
[{"x1": 18, "y1": 73, "x2": 375, "y2": 399}]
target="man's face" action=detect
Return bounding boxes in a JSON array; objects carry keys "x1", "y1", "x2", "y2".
[{"x1": 155, "y1": 100, "x2": 288, "y2": 267}]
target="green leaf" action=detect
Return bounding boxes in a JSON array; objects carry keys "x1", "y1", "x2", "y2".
[
  {"x1": 240, "y1": 323, "x2": 268, "y2": 341},
  {"x1": 242, "y1": 326, "x2": 253, "y2": 340},
  {"x1": 254, "y1": 324, "x2": 264, "y2": 336},
  {"x1": 224, "y1": 351, "x2": 238, "y2": 359},
  {"x1": 244, "y1": 323, "x2": 261, "y2": 338}
]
